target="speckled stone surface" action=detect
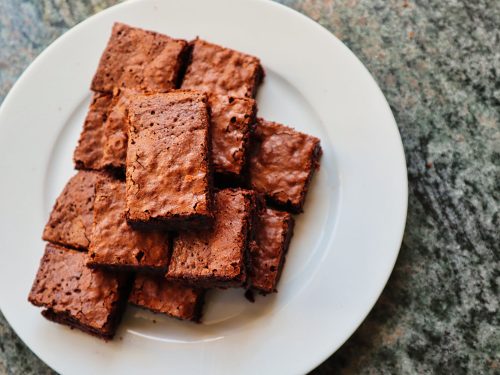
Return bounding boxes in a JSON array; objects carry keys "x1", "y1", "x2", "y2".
[{"x1": 0, "y1": 0, "x2": 498, "y2": 374}]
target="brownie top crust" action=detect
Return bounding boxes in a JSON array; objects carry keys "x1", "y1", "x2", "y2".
[
  {"x1": 208, "y1": 93, "x2": 256, "y2": 177},
  {"x1": 125, "y1": 91, "x2": 212, "y2": 224},
  {"x1": 100, "y1": 88, "x2": 138, "y2": 170},
  {"x1": 91, "y1": 22, "x2": 188, "y2": 93},
  {"x1": 73, "y1": 92, "x2": 112, "y2": 170},
  {"x1": 182, "y1": 38, "x2": 263, "y2": 98},
  {"x1": 166, "y1": 188, "x2": 255, "y2": 286},
  {"x1": 249, "y1": 207, "x2": 294, "y2": 293},
  {"x1": 28, "y1": 243, "x2": 128, "y2": 334},
  {"x1": 88, "y1": 178, "x2": 170, "y2": 270},
  {"x1": 129, "y1": 275, "x2": 204, "y2": 321},
  {"x1": 248, "y1": 119, "x2": 322, "y2": 212},
  {"x1": 43, "y1": 170, "x2": 105, "y2": 250}
]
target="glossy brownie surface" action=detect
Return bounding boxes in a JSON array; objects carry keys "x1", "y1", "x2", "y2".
[
  {"x1": 91, "y1": 22, "x2": 188, "y2": 93},
  {"x1": 166, "y1": 189, "x2": 255, "y2": 287},
  {"x1": 42, "y1": 170, "x2": 105, "y2": 250},
  {"x1": 125, "y1": 91, "x2": 213, "y2": 229},
  {"x1": 208, "y1": 93, "x2": 256, "y2": 179},
  {"x1": 28, "y1": 243, "x2": 129, "y2": 339},
  {"x1": 88, "y1": 178, "x2": 170, "y2": 271},
  {"x1": 248, "y1": 119, "x2": 322, "y2": 213},
  {"x1": 182, "y1": 38, "x2": 263, "y2": 98},
  {"x1": 129, "y1": 274, "x2": 205, "y2": 321},
  {"x1": 100, "y1": 88, "x2": 138, "y2": 170}
]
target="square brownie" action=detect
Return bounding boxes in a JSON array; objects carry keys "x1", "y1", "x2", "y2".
[
  {"x1": 73, "y1": 92, "x2": 112, "y2": 170},
  {"x1": 91, "y1": 23, "x2": 188, "y2": 93},
  {"x1": 166, "y1": 189, "x2": 256, "y2": 288},
  {"x1": 28, "y1": 243, "x2": 131, "y2": 340},
  {"x1": 181, "y1": 38, "x2": 264, "y2": 98},
  {"x1": 87, "y1": 178, "x2": 170, "y2": 272},
  {"x1": 208, "y1": 93, "x2": 256, "y2": 181},
  {"x1": 248, "y1": 207, "x2": 295, "y2": 294},
  {"x1": 125, "y1": 91, "x2": 213, "y2": 230},
  {"x1": 129, "y1": 274, "x2": 205, "y2": 322},
  {"x1": 43, "y1": 170, "x2": 105, "y2": 250},
  {"x1": 100, "y1": 88, "x2": 137, "y2": 170},
  {"x1": 248, "y1": 119, "x2": 322, "y2": 213}
]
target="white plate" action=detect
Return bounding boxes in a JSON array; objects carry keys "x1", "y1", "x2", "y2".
[{"x1": 0, "y1": 0, "x2": 407, "y2": 374}]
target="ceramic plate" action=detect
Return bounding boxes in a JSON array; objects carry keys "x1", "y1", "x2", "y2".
[{"x1": 0, "y1": 0, "x2": 407, "y2": 373}]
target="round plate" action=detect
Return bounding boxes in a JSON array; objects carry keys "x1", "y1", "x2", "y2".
[{"x1": 0, "y1": 0, "x2": 407, "y2": 373}]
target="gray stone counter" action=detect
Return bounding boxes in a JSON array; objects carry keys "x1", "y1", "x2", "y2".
[{"x1": 0, "y1": 0, "x2": 498, "y2": 374}]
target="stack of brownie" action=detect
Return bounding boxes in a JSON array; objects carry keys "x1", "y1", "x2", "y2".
[{"x1": 28, "y1": 23, "x2": 322, "y2": 340}]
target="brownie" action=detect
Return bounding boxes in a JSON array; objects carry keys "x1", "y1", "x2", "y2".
[
  {"x1": 73, "y1": 92, "x2": 112, "y2": 170},
  {"x1": 181, "y1": 38, "x2": 264, "y2": 98},
  {"x1": 43, "y1": 171, "x2": 105, "y2": 250},
  {"x1": 100, "y1": 88, "x2": 137, "y2": 170},
  {"x1": 28, "y1": 243, "x2": 130, "y2": 340},
  {"x1": 129, "y1": 274, "x2": 205, "y2": 322},
  {"x1": 125, "y1": 91, "x2": 213, "y2": 230},
  {"x1": 248, "y1": 207, "x2": 295, "y2": 294},
  {"x1": 166, "y1": 189, "x2": 256, "y2": 288},
  {"x1": 87, "y1": 178, "x2": 170, "y2": 272},
  {"x1": 208, "y1": 93, "x2": 256, "y2": 180},
  {"x1": 248, "y1": 119, "x2": 322, "y2": 213},
  {"x1": 91, "y1": 23, "x2": 188, "y2": 93}
]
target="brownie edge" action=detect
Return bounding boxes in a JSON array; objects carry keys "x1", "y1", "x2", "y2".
[
  {"x1": 28, "y1": 243, "x2": 131, "y2": 340},
  {"x1": 181, "y1": 38, "x2": 264, "y2": 98},
  {"x1": 87, "y1": 178, "x2": 170, "y2": 272}
]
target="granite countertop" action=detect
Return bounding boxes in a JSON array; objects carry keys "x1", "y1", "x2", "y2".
[{"x1": 0, "y1": 0, "x2": 498, "y2": 374}]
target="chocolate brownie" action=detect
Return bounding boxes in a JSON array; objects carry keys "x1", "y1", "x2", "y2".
[
  {"x1": 125, "y1": 91, "x2": 213, "y2": 230},
  {"x1": 182, "y1": 38, "x2": 264, "y2": 98},
  {"x1": 73, "y1": 92, "x2": 112, "y2": 170},
  {"x1": 166, "y1": 189, "x2": 256, "y2": 288},
  {"x1": 129, "y1": 274, "x2": 205, "y2": 321},
  {"x1": 248, "y1": 119, "x2": 322, "y2": 213},
  {"x1": 43, "y1": 171, "x2": 105, "y2": 250},
  {"x1": 28, "y1": 243, "x2": 130, "y2": 340},
  {"x1": 208, "y1": 93, "x2": 256, "y2": 180},
  {"x1": 91, "y1": 23, "x2": 188, "y2": 93},
  {"x1": 87, "y1": 178, "x2": 170, "y2": 272},
  {"x1": 248, "y1": 207, "x2": 295, "y2": 294},
  {"x1": 100, "y1": 88, "x2": 137, "y2": 170}
]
